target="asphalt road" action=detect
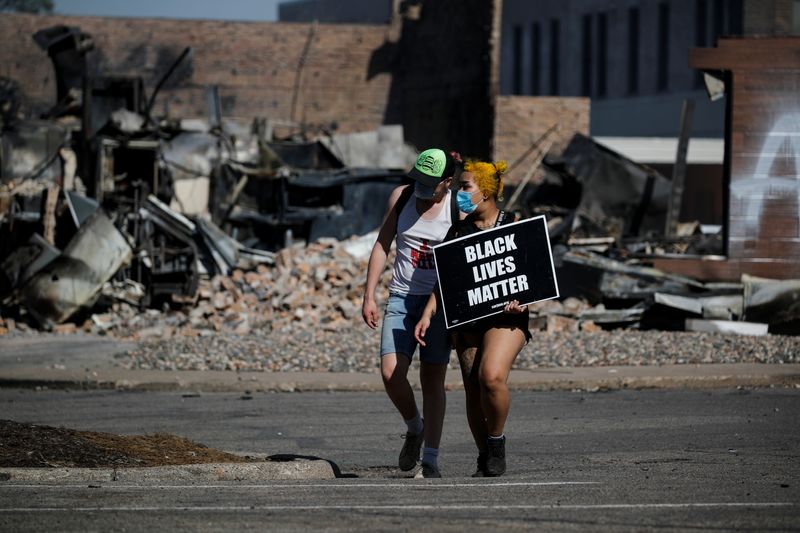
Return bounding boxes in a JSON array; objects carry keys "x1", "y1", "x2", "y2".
[{"x1": 1, "y1": 388, "x2": 798, "y2": 531}]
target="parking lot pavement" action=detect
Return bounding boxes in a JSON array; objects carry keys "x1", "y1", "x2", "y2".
[{"x1": 1, "y1": 388, "x2": 798, "y2": 531}]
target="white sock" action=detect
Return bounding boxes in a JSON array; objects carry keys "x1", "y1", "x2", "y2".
[
  {"x1": 404, "y1": 413, "x2": 423, "y2": 435},
  {"x1": 422, "y1": 447, "x2": 439, "y2": 468},
  {"x1": 488, "y1": 433, "x2": 505, "y2": 442}
]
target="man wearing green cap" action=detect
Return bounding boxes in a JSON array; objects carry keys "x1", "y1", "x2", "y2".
[{"x1": 362, "y1": 148, "x2": 459, "y2": 478}]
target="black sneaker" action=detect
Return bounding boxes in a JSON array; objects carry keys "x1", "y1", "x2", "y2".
[
  {"x1": 471, "y1": 451, "x2": 488, "y2": 478},
  {"x1": 485, "y1": 436, "x2": 506, "y2": 477},
  {"x1": 399, "y1": 431, "x2": 424, "y2": 471}
]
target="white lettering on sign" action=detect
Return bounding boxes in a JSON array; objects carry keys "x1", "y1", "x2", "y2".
[
  {"x1": 471, "y1": 256, "x2": 517, "y2": 282},
  {"x1": 466, "y1": 274, "x2": 530, "y2": 306},
  {"x1": 464, "y1": 234, "x2": 518, "y2": 263}
]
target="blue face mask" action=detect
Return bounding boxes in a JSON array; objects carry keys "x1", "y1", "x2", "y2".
[{"x1": 456, "y1": 190, "x2": 481, "y2": 214}]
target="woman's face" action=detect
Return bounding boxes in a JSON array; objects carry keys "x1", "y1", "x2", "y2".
[{"x1": 459, "y1": 172, "x2": 483, "y2": 200}]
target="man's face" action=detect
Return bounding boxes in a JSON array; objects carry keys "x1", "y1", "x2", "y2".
[{"x1": 432, "y1": 177, "x2": 452, "y2": 201}]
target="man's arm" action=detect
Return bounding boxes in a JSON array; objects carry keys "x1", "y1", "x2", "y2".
[{"x1": 362, "y1": 185, "x2": 408, "y2": 329}]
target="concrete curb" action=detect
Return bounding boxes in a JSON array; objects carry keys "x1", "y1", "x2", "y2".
[
  {"x1": 1, "y1": 363, "x2": 799, "y2": 392},
  {"x1": 506, "y1": 364, "x2": 800, "y2": 391},
  {"x1": 0, "y1": 460, "x2": 336, "y2": 483},
  {"x1": 2, "y1": 336, "x2": 798, "y2": 392}
]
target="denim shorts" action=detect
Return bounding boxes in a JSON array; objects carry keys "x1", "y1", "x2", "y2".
[{"x1": 380, "y1": 292, "x2": 451, "y2": 364}]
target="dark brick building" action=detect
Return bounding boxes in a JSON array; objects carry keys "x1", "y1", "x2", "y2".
[{"x1": 0, "y1": 1, "x2": 504, "y2": 160}]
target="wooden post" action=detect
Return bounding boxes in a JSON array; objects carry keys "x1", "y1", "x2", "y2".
[
  {"x1": 43, "y1": 184, "x2": 60, "y2": 245},
  {"x1": 665, "y1": 98, "x2": 694, "y2": 237}
]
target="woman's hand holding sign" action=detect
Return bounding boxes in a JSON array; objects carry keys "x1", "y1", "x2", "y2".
[{"x1": 503, "y1": 299, "x2": 527, "y2": 314}]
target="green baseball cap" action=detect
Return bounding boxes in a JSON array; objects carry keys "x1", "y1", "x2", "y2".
[{"x1": 407, "y1": 148, "x2": 455, "y2": 187}]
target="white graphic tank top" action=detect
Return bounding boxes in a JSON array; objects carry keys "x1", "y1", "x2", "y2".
[{"x1": 389, "y1": 190, "x2": 452, "y2": 295}]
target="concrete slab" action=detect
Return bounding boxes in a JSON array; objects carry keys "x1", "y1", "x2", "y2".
[
  {"x1": 0, "y1": 460, "x2": 335, "y2": 484},
  {"x1": 0, "y1": 334, "x2": 135, "y2": 372},
  {"x1": 0, "y1": 362, "x2": 798, "y2": 392}
]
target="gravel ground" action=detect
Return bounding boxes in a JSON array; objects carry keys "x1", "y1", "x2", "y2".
[
  {"x1": 4, "y1": 233, "x2": 799, "y2": 373},
  {"x1": 114, "y1": 325, "x2": 800, "y2": 373}
]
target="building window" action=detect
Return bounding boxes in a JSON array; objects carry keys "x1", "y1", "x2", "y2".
[
  {"x1": 628, "y1": 7, "x2": 639, "y2": 94},
  {"x1": 549, "y1": 19, "x2": 560, "y2": 95},
  {"x1": 729, "y1": 0, "x2": 744, "y2": 35},
  {"x1": 512, "y1": 25, "x2": 523, "y2": 95},
  {"x1": 530, "y1": 22, "x2": 541, "y2": 96},
  {"x1": 596, "y1": 12, "x2": 608, "y2": 98},
  {"x1": 581, "y1": 14, "x2": 592, "y2": 97},
  {"x1": 794, "y1": 0, "x2": 800, "y2": 34},
  {"x1": 694, "y1": 0, "x2": 707, "y2": 88},
  {"x1": 696, "y1": 0, "x2": 708, "y2": 47},
  {"x1": 712, "y1": 0, "x2": 725, "y2": 42},
  {"x1": 657, "y1": 2, "x2": 670, "y2": 91}
]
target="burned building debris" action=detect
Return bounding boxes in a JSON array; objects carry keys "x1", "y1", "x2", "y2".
[
  {"x1": 546, "y1": 133, "x2": 672, "y2": 239},
  {"x1": 20, "y1": 210, "x2": 132, "y2": 328},
  {"x1": 0, "y1": 24, "x2": 413, "y2": 330},
  {"x1": 509, "y1": 124, "x2": 797, "y2": 336},
  {"x1": 0, "y1": 21, "x2": 797, "y2": 342}
]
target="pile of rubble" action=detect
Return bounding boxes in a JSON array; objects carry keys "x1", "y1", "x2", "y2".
[
  {"x1": 103, "y1": 234, "x2": 395, "y2": 373},
  {"x1": 512, "y1": 132, "x2": 800, "y2": 338},
  {"x1": 2, "y1": 24, "x2": 798, "y2": 375},
  {"x1": 4, "y1": 228, "x2": 798, "y2": 374},
  {"x1": 1, "y1": 230, "x2": 390, "y2": 372},
  {"x1": 95, "y1": 235, "x2": 381, "y2": 340},
  {"x1": 1, "y1": 23, "x2": 412, "y2": 334}
]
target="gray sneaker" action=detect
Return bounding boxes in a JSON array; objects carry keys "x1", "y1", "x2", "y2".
[
  {"x1": 399, "y1": 431, "x2": 424, "y2": 471},
  {"x1": 415, "y1": 462, "x2": 441, "y2": 479}
]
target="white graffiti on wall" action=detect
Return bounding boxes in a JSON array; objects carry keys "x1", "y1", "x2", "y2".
[{"x1": 730, "y1": 112, "x2": 800, "y2": 238}]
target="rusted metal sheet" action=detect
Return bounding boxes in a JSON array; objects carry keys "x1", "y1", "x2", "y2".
[
  {"x1": 550, "y1": 133, "x2": 671, "y2": 239},
  {"x1": 20, "y1": 212, "x2": 133, "y2": 328},
  {"x1": 0, "y1": 233, "x2": 59, "y2": 291},
  {"x1": 743, "y1": 275, "x2": 800, "y2": 332}
]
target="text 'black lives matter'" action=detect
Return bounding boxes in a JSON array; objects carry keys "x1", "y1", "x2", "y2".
[{"x1": 432, "y1": 216, "x2": 559, "y2": 328}]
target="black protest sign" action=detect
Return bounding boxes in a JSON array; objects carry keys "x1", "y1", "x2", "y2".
[{"x1": 432, "y1": 216, "x2": 559, "y2": 329}]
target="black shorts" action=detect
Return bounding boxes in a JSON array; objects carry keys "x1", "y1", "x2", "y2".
[{"x1": 451, "y1": 311, "x2": 532, "y2": 343}]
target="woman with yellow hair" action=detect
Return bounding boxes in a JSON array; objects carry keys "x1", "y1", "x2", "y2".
[{"x1": 415, "y1": 158, "x2": 530, "y2": 477}]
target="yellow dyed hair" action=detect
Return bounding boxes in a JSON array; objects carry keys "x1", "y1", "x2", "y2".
[{"x1": 464, "y1": 160, "x2": 508, "y2": 200}]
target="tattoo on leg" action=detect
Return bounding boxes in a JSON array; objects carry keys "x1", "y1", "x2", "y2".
[{"x1": 459, "y1": 347, "x2": 478, "y2": 381}]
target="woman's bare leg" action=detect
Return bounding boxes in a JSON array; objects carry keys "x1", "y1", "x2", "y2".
[
  {"x1": 454, "y1": 332, "x2": 487, "y2": 451},
  {"x1": 479, "y1": 327, "x2": 526, "y2": 437}
]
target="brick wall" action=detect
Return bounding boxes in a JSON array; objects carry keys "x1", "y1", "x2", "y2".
[
  {"x1": 744, "y1": 0, "x2": 797, "y2": 35},
  {"x1": 383, "y1": 0, "x2": 500, "y2": 159},
  {"x1": 0, "y1": 13, "x2": 394, "y2": 134},
  {"x1": 493, "y1": 96, "x2": 590, "y2": 184},
  {"x1": 1, "y1": 3, "x2": 535, "y2": 164}
]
